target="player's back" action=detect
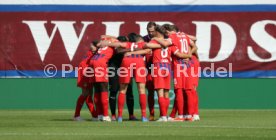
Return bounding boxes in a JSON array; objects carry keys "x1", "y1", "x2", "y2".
[
  {"x1": 122, "y1": 42, "x2": 145, "y2": 65},
  {"x1": 79, "y1": 50, "x2": 93, "y2": 67},
  {"x1": 171, "y1": 32, "x2": 191, "y2": 68},
  {"x1": 151, "y1": 40, "x2": 171, "y2": 64}
]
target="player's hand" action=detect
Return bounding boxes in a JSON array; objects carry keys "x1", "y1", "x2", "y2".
[{"x1": 188, "y1": 52, "x2": 192, "y2": 58}]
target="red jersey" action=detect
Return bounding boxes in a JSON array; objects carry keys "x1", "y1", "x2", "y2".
[
  {"x1": 90, "y1": 45, "x2": 114, "y2": 62},
  {"x1": 122, "y1": 42, "x2": 145, "y2": 63},
  {"x1": 79, "y1": 50, "x2": 93, "y2": 67},
  {"x1": 168, "y1": 32, "x2": 191, "y2": 69},
  {"x1": 151, "y1": 40, "x2": 170, "y2": 64}
]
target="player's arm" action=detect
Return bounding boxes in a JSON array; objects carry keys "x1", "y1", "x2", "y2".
[
  {"x1": 98, "y1": 40, "x2": 127, "y2": 48},
  {"x1": 152, "y1": 37, "x2": 171, "y2": 47},
  {"x1": 174, "y1": 51, "x2": 192, "y2": 59},
  {"x1": 190, "y1": 40, "x2": 198, "y2": 54},
  {"x1": 101, "y1": 35, "x2": 117, "y2": 40},
  {"x1": 116, "y1": 48, "x2": 143, "y2": 54},
  {"x1": 143, "y1": 42, "x2": 164, "y2": 49},
  {"x1": 124, "y1": 49, "x2": 151, "y2": 56},
  {"x1": 187, "y1": 34, "x2": 197, "y2": 42}
]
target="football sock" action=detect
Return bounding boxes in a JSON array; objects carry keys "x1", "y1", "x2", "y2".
[
  {"x1": 94, "y1": 93, "x2": 103, "y2": 116},
  {"x1": 169, "y1": 100, "x2": 177, "y2": 118},
  {"x1": 74, "y1": 95, "x2": 86, "y2": 117},
  {"x1": 86, "y1": 94, "x2": 97, "y2": 118},
  {"x1": 101, "y1": 91, "x2": 109, "y2": 116},
  {"x1": 139, "y1": 94, "x2": 147, "y2": 118},
  {"x1": 148, "y1": 92, "x2": 155, "y2": 116},
  {"x1": 165, "y1": 98, "x2": 170, "y2": 116},
  {"x1": 185, "y1": 89, "x2": 195, "y2": 115},
  {"x1": 158, "y1": 97, "x2": 166, "y2": 117},
  {"x1": 109, "y1": 92, "x2": 117, "y2": 116},
  {"x1": 193, "y1": 89, "x2": 199, "y2": 115},
  {"x1": 175, "y1": 88, "x2": 184, "y2": 116},
  {"x1": 118, "y1": 93, "x2": 126, "y2": 117},
  {"x1": 126, "y1": 87, "x2": 134, "y2": 116}
]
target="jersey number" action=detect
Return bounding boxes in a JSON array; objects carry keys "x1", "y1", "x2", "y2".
[
  {"x1": 161, "y1": 48, "x2": 168, "y2": 58},
  {"x1": 130, "y1": 43, "x2": 138, "y2": 51},
  {"x1": 179, "y1": 38, "x2": 189, "y2": 53}
]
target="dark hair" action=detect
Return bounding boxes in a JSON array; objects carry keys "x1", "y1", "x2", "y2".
[
  {"x1": 162, "y1": 24, "x2": 178, "y2": 32},
  {"x1": 173, "y1": 25, "x2": 179, "y2": 32},
  {"x1": 162, "y1": 24, "x2": 171, "y2": 31},
  {"x1": 117, "y1": 36, "x2": 128, "y2": 42},
  {"x1": 128, "y1": 32, "x2": 138, "y2": 42},
  {"x1": 147, "y1": 21, "x2": 157, "y2": 29},
  {"x1": 92, "y1": 40, "x2": 99, "y2": 46},
  {"x1": 135, "y1": 34, "x2": 144, "y2": 42},
  {"x1": 127, "y1": 33, "x2": 144, "y2": 42},
  {"x1": 155, "y1": 25, "x2": 167, "y2": 36}
]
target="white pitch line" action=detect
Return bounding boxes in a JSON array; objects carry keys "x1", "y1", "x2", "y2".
[{"x1": 129, "y1": 124, "x2": 276, "y2": 130}]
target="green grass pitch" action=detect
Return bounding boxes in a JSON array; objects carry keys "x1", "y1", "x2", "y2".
[{"x1": 0, "y1": 110, "x2": 275, "y2": 140}]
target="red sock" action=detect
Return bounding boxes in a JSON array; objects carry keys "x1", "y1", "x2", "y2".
[
  {"x1": 175, "y1": 88, "x2": 184, "y2": 116},
  {"x1": 165, "y1": 98, "x2": 170, "y2": 116},
  {"x1": 185, "y1": 89, "x2": 195, "y2": 115},
  {"x1": 101, "y1": 91, "x2": 109, "y2": 116},
  {"x1": 117, "y1": 93, "x2": 126, "y2": 117},
  {"x1": 193, "y1": 89, "x2": 199, "y2": 115},
  {"x1": 170, "y1": 98, "x2": 177, "y2": 118},
  {"x1": 148, "y1": 91, "x2": 155, "y2": 116},
  {"x1": 86, "y1": 95, "x2": 97, "y2": 118},
  {"x1": 94, "y1": 93, "x2": 103, "y2": 116},
  {"x1": 139, "y1": 94, "x2": 147, "y2": 118},
  {"x1": 183, "y1": 90, "x2": 188, "y2": 115},
  {"x1": 158, "y1": 97, "x2": 166, "y2": 117},
  {"x1": 74, "y1": 95, "x2": 86, "y2": 117}
]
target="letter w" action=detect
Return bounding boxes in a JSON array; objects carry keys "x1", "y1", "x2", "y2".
[{"x1": 22, "y1": 21, "x2": 93, "y2": 61}]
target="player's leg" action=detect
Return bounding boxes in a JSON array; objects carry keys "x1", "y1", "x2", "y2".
[
  {"x1": 174, "y1": 88, "x2": 184, "y2": 120},
  {"x1": 156, "y1": 89, "x2": 167, "y2": 122},
  {"x1": 164, "y1": 89, "x2": 170, "y2": 118},
  {"x1": 126, "y1": 82, "x2": 137, "y2": 120},
  {"x1": 98, "y1": 82, "x2": 110, "y2": 121},
  {"x1": 94, "y1": 83, "x2": 103, "y2": 120},
  {"x1": 147, "y1": 88, "x2": 155, "y2": 120},
  {"x1": 169, "y1": 96, "x2": 177, "y2": 119},
  {"x1": 184, "y1": 89, "x2": 194, "y2": 121},
  {"x1": 192, "y1": 86, "x2": 200, "y2": 121},
  {"x1": 85, "y1": 87, "x2": 98, "y2": 120},
  {"x1": 192, "y1": 58, "x2": 200, "y2": 121},
  {"x1": 183, "y1": 89, "x2": 188, "y2": 119},
  {"x1": 147, "y1": 67, "x2": 155, "y2": 120},
  {"x1": 137, "y1": 82, "x2": 148, "y2": 121},
  {"x1": 146, "y1": 76, "x2": 155, "y2": 120},
  {"x1": 108, "y1": 69, "x2": 119, "y2": 120},
  {"x1": 73, "y1": 87, "x2": 89, "y2": 121},
  {"x1": 117, "y1": 84, "x2": 128, "y2": 122}
]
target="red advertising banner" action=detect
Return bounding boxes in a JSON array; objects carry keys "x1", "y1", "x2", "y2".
[{"x1": 0, "y1": 11, "x2": 276, "y2": 78}]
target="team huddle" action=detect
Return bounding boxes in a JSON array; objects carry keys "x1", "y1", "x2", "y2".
[{"x1": 73, "y1": 22, "x2": 200, "y2": 122}]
